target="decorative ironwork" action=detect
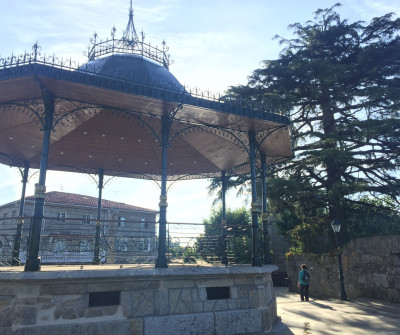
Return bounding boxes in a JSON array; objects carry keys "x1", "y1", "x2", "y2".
[
  {"x1": 0, "y1": 45, "x2": 290, "y2": 126},
  {"x1": 83, "y1": 0, "x2": 171, "y2": 69},
  {"x1": 0, "y1": 214, "x2": 263, "y2": 267}
]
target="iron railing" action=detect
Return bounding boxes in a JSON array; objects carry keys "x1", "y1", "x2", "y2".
[
  {"x1": 0, "y1": 216, "x2": 255, "y2": 267},
  {"x1": 0, "y1": 44, "x2": 291, "y2": 123}
]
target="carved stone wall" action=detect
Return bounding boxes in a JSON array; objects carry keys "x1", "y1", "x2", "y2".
[
  {"x1": 287, "y1": 235, "x2": 400, "y2": 302},
  {"x1": 0, "y1": 265, "x2": 278, "y2": 334}
]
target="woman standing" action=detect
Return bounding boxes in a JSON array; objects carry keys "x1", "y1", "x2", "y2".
[{"x1": 297, "y1": 264, "x2": 310, "y2": 301}]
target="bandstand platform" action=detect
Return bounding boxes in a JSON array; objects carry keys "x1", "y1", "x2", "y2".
[{"x1": 0, "y1": 264, "x2": 278, "y2": 334}]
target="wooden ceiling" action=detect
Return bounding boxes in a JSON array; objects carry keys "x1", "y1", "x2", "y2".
[{"x1": 0, "y1": 68, "x2": 292, "y2": 181}]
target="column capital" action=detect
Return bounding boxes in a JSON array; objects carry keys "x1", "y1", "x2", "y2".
[
  {"x1": 34, "y1": 184, "x2": 46, "y2": 199},
  {"x1": 159, "y1": 195, "x2": 168, "y2": 207},
  {"x1": 251, "y1": 202, "x2": 262, "y2": 213}
]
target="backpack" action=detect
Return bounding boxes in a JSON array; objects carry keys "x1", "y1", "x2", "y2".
[{"x1": 303, "y1": 270, "x2": 310, "y2": 283}]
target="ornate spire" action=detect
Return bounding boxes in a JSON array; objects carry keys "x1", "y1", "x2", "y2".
[
  {"x1": 122, "y1": 0, "x2": 140, "y2": 47},
  {"x1": 84, "y1": 0, "x2": 170, "y2": 69}
]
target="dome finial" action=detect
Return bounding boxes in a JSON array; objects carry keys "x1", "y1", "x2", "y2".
[
  {"x1": 122, "y1": 0, "x2": 140, "y2": 47},
  {"x1": 84, "y1": 0, "x2": 171, "y2": 69}
]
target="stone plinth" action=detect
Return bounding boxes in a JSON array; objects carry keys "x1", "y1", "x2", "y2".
[{"x1": 0, "y1": 264, "x2": 278, "y2": 334}]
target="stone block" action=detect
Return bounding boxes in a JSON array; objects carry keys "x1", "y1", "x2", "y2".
[
  {"x1": 196, "y1": 278, "x2": 234, "y2": 288},
  {"x1": 248, "y1": 288, "x2": 259, "y2": 307},
  {"x1": 121, "y1": 291, "x2": 132, "y2": 317},
  {"x1": 192, "y1": 301, "x2": 203, "y2": 313},
  {"x1": 254, "y1": 275, "x2": 267, "y2": 285},
  {"x1": 15, "y1": 298, "x2": 37, "y2": 305},
  {"x1": 234, "y1": 277, "x2": 254, "y2": 286},
  {"x1": 215, "y1": 309, "x2": 262, "y2": 335},
  {"x1": 0, "y1": 295, "x2": 15, "y2": 326},
  {"x1": 0, "y1": 284, "x2": 38, "y2": 296},
  {"x1": 89, "y1": 280, "x2": 160, "y2": 292},
  {"x1": 0, "y1": 326, "x2": 12, "y2": 335},
  {"x1": 169, "y1": 288, "x2": 192, "y2": 314},
  {"x1": 203, "y1": 299, "x2": 231, "y2": 312},
  {"x1": 52, "y1": 295, "x2": 86, "y2": 320},
  {"x1": 235, "y1": 298, "x2": 249, "y2": 309},
  {"x1": 12, "y1": 305, "x2": 37, "y2": 326},
  {"x1": 103, "y1": 305, "x2": 119, "y2": 316},
  {"x1": 230, "y1": 287, "x2": 238, "y2": 299},
  {"x1": 131, "y1": 290, "x2": 156, "y2": 317},
  {"x1": 373, "y1": 273, "x2": 388, "y2": 288},
  {"x1": 257, "y1": 286, "x2": 267, "y2": 306},
  {"x1": 198, "y1": 287, "x2": 207, "y2": 301},
  {"x1": 130, "y1": 317, "x2": 144, "y2": 335},
  {"x1": 155, "y1": 289, "x2": 169, "y2": 315},
  {"x1": 161, "y1": 279, "x2": 195, "y2": 289},
  {"x1": 41, "y1": 283, "x2": 86, "y2": 295},
  {"x1": 85, "y1": 307, "x2": 104, "y2": 319},
  {"x1": 144, "y1": 312, "x2": 214, "y2": 335},
  {"x1": 261, "y1": 307, "x2": 274, "y2": 333}
]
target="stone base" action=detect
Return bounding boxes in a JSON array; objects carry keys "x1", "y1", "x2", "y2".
[{"x1": 0, "y1": 264, "x2": 278, "y2": 334}]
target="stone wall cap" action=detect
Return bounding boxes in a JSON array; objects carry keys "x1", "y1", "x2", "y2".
[{"x1": 0, "y1": 264, "x2": 278, "y2": 282}]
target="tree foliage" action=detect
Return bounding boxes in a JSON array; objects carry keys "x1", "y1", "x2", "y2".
[
  {"x1": 226, "y1": 4, "x2": 400, "y2": 252},
  {"x1": 195, "y1": 207, "x2": 252, "y2": 264}
]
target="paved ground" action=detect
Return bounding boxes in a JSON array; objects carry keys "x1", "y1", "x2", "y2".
[{"x1": 273, "y1": 287, "x2": 400, "y2": 335}]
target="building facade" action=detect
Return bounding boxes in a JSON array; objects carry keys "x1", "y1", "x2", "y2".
[{"x1": 0, "y1": 191, "x2": 157, "y2": 265}]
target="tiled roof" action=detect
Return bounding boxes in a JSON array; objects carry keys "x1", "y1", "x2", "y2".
[{"x1": 22, "y1": 191, "x2": 156, "y2": 213}]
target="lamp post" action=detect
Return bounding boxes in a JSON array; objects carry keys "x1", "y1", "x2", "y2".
[{"x1": 331, "y1": 219, "x2": 347, "y2": 301}]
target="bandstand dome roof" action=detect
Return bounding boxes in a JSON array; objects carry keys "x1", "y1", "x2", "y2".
[
  {"x1": 0, "y1": 4, "x2": 293, "y2": 182},
  {"x1": 82, "y1": 54, "x2": 184, "y2": 91}
]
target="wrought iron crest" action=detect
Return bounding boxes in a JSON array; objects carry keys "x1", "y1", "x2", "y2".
[{"x1": 83, "y1": 0, "x2": 171, "y2": 69}]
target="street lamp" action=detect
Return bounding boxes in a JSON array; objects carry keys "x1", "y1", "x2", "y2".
[{"x1": 331, "y1": 219, "x2": 347, "y2": 301}]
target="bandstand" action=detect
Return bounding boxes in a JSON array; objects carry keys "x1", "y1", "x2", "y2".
[{"x1": 0, "y1": 2, "x2": 292, "y2": 334}]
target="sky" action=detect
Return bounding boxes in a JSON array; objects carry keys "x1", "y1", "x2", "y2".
[{"x1": 0, "y1": 0, "x2": 399, "y2": 224}]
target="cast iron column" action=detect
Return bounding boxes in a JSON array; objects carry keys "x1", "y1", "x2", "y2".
[
  {"x1": 11, "y1": 162, "x2": 29, "y2": 266},
  {"x1": 261, "y1": 155, "x2": 272, "y2": 264},
  {"x1": 93, "y1": 169, "x2": 104, "y2": 264},
  {"x1": 221, "y1": 171, "x2": 228, "y2": 265},
  {"x1": 156, "y1": 114, "x2": 169, "y2": 268},
  {"x1": 25, "y1": 91, "x2": 54, "y2": 271},
  {"x1": 249, "y1": 131, "x2": 262, "y2": 266}
]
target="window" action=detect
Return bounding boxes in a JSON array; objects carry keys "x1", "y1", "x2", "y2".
[
  {"x1": 118, "y1": 216, "x2": 126, "y2": 227},
  {"x1": 57, "y1": 212, "x2": 66, "y2": 222},
  {"x1": 116, "y1": 238, "x2": 129, "y2": 251},
  {"x1": 83, "y1": 214, "x2": 91, "y2": 224},
  {"x1": 140, "y1": 219, "x2": 148, "y2": 228},
  {"x1": 138, "y1": 238, "x2": 150, "y2": 251},
  {"x1": 12, "y1": 210, "x2": 17, "y2": 218},
  {"x1": 79, "y1": 240, "x2": 90, "y2": 251}
]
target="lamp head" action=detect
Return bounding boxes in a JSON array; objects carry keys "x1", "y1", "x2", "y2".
[{"x1": 331, "y1": 219, "x2": 341, "y2": 233}]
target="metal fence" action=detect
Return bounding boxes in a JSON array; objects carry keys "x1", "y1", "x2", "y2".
[{"x1": 0, "y1": 217, "x2": 254, "y2": 267}]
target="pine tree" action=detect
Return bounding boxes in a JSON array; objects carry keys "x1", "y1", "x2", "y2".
[{"x1": 227, "y1": 4, "x2": 400, "y2": 252}]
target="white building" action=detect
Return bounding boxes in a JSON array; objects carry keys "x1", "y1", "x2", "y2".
[{"x1": 0, "y1": 191, "x2": 157, "y2": 265}]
